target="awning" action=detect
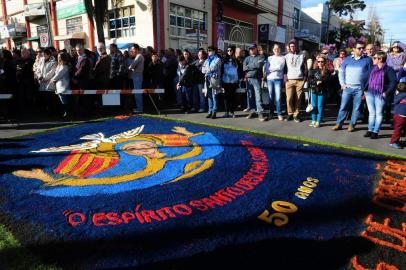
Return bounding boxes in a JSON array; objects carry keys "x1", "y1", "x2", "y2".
[
  {"x1": 26, "y1": 36, "x2": 40, "y2": 41},
  {"x1": 117, "y1": 43, "x2": 134, "y2": 49},
  {"x1": 54, "y1": 32, "x2": 86, "y2": 41}
]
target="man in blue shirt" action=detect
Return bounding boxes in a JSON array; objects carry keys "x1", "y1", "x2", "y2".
[{"x1": 332, "y1": 41, "x2": 373, "y2": 132}]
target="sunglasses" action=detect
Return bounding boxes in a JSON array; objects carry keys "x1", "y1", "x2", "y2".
[
  {"x1": 356, "y1": 47, "x2": 365, "y2": 50},
  {"x1": 318, "y1": 61, "x2": 325, "y2": 63},
  {"x1": 227, "y1": 49, "x2": 233, "y2": 52},
  {"x1": 373, "y1": 56, "x2": 381, "y2": 60}
]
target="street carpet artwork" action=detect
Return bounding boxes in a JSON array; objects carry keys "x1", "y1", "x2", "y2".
[{"x1": 0, "y1": 116, "x2": 405, "y2": 269}]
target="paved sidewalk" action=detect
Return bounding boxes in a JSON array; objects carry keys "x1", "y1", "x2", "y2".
[
  {"x1": 159, "y1": 106, "x2": 405, "y2": 157},
  {"x1": 0, "y1": 106, "x2": 405, "y2": 157}
]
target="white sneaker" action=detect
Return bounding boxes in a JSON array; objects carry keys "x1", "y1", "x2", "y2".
[
  {"x1": 314, "y1": 122, "x2": 320, "y2": 128},
  {"x1": 309, "y1": 121, "x2": 315, "y2": 127},
  {"x1": 243, "y1": 108, "x2": 250, "y2": 112},
  {"x1": 278, "y1": 115, "x2": 284, "y2": 121}
]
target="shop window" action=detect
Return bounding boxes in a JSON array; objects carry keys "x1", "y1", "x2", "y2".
[
  {"x1": 223, "y1": 17, "x2": 253, "y2": 48},
  {"x1": 109, "y1": 6, "x2": 136, "y2": 38},
  {"x1": 177, "y1": 17, "x2": 184, "y2": 27},
  {"x1": 293, "y1": 8, "x2": 300, "y2": 30},
  {"x1": 169, "y1": 3, "x2": 207, "y2": 51},
  {"x1": 66, "y1": 17, "x2": 83, "y2": 34},
  {"x1": 170, "y1": 15, "x2": 176, "y2": 26}
]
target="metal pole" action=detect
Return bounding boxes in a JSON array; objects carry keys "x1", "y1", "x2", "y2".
[
  {"x1": 325, "y1": 1, "x2": 331, "y2": 45},
  {"x1": 197, "y1": 27, "x2": 200, "y2": 51},
  {"x1": 43, "y1": 0, "x2": 52, "y2": 47},
  {"x1": 155, "y1": 0, "x2": 161, "y2": 51}
]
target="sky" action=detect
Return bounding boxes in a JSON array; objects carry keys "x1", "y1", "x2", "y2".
[{"x1": 302, "y1": 0, "x2": 406, "y2": 44}]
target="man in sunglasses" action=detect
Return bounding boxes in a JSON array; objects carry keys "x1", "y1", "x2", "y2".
[{"x1": 332, "y1": 41, "x2": 373, "y2": 132}]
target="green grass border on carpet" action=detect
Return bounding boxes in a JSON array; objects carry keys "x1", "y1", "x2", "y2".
[{"x1": 0, "y1": 225, "x2": 60, "y2": 270}]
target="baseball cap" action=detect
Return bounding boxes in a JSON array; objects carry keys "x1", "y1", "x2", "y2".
[{"x1": 248, "y1": 43, "x2": 257, "y2": 49}]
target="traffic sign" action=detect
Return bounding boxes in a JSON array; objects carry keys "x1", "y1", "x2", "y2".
[{"x1": 40, "y1": 32, "x2": 49, "y2": 47}]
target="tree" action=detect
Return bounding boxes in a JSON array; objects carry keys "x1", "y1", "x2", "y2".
[
  {"x1": 328, "y1": 0, "x2": 366, "y2": 19},
  {"x1": 84, "y1": 0, "x2": 109, "y2": 44},
  {"x1": 325, "y1": 0, "x2": 366, "y2": 44},
  {"x1": 365, "y1": 6, "x2": 384, "y2": 45},
  {"x1": 339, "y1": 20, "x2": 365, "y2": 46}
]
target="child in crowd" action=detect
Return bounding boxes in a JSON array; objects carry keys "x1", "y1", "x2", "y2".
[{"x1": 389, "y1": 82, "x2": 406, "y2": 149}]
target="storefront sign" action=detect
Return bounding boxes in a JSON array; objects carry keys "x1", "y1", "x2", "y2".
[
  {"x1": 274, "y1": 26, "x2": 286, "y2": 43},
  {"x1": 0, "y1": 23, "x2": 27, "y2": 38},
  {"x1": 258, "y1": 24, "x2": 269, "y2": 42},
  {"x1": 0, "y1": 25, "x2": 9, "y2": 38},
  {"x1": 24, "y1": 3, "x2": 46, "y2": 17},
  {"x1": 217, "y1": 22, "x2": 225, "y2": 51},
  {"x1": 259, "y1": 24, "x2": 285, "y2": 44},
  {"x1": 56, "y1": 0, "x2": 86, "y2": 20}
]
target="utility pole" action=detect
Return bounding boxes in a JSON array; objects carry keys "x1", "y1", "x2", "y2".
[
  {"x1": 43, "y1": 0, "x2": 53, "y2": 47},
  {"x1": 1, "y1": 0, "x2": 11, "y2": 50},
  {"x1": 325, "y1": 1, "x2": 331, "y2": 45}
]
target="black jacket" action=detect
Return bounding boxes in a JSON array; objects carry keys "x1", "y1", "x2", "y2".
[
  {"x1": 178, "y1": 64, "x2": 197, "y2": 88},
  {"x1": 192, "y1": 59, "x2": 205, "y2": 84},
  {"x1": 147, "y1": 61, "x2": 164, "y2": 88},
  {"x1": 309, "y1": 68, "x2": 332, "y2": 94}
]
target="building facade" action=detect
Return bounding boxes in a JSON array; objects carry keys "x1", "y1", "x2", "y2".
[{"x1": 0, "y1": 0, "x2": 305, "y2": 53}]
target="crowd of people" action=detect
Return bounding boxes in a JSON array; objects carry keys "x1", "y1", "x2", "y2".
[{"x1": 0, "y1": 39, "x2": 405, "y2": 149}]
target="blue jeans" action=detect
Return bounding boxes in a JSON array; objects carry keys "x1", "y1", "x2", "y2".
[
  {"x1": 365, "y1": 92, "x2": 385, "y2": 133},
  {"x1": 267, "y1": 79, "x2": 283, "y2": 116},
  {"x1": 174, "y1": 77, "x2": 182, "y2": 106},
  {"x1": 180, "y1": 86, "x2": 192, "y2": 110},
  {"x1": 247, "y1": 78, "x2": 264, "y2": 114},
  {"x1": 207, "y1": 87, "x2": 218, "y2": 113},
  {"x1": 311, "y1": 92, "x2": 326, "y2": 122},
  {"x1": 336, "y1": 87, "x2": 363, "y2": 126},
  {"x1": 193, "y1": 84, "x2": 206, "y2": 111},
  {"x1": 132, "y1": 73, "x2": 143, "y2": 112}
]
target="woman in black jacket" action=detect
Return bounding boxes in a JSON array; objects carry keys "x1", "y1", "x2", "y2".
[
  {"x1": 308, "y1": 55, "x2": 332, "y2": 128},
  {"x1": 221, "y1": 46, "x2": 240, "y2": 117},
  {"x1": 176, "y1": 55, "x2": 197, "y2": 113}
]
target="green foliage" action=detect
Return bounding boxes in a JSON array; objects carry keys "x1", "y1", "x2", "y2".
[
  {"x1": 0, "y1": 225, "x2": 61, "y2": 270},
  {"x1": 328, "y1": 0, "x2": 367, "y2": 17}
]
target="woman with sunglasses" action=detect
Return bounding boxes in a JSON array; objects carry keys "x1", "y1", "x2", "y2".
[
  {"x1": 364, "y1": 51, "x2": 397, "y2": 139},
  {"x1": 221, "y1": 46, "x2": 239, "y2": 118},
  {"x1": 308, "y1": 55, "x2": 332, "y2": 127},
  {"x1": 384, "y1": 42, "x2": 405, "y2": 124},
  {"x1": 387, "y1": 41, "x2": 405, "y2": 75}
]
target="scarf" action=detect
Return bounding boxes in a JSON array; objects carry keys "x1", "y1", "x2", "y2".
[
  {"x1": 368, "y1": 64, "x2": 386, "y2": 96},
  {"x1": 208, "y1": 55, "x2": 217, "y2": 65}
]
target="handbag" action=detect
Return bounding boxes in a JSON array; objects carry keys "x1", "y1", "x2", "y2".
[
  {"x1": 46, "y1": 81, "x2": 57, "y2": 92},
  {"x1": 210, "y1": 76, "x2": 221, "y2": 90},
  {"x1": 306, "y1": 92, "x2": 313, "y2": 113}
]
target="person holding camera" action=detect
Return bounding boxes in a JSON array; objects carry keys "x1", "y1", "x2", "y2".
[{"x1": 308, "y1": 55, "x2": 332, "y2": 128}]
